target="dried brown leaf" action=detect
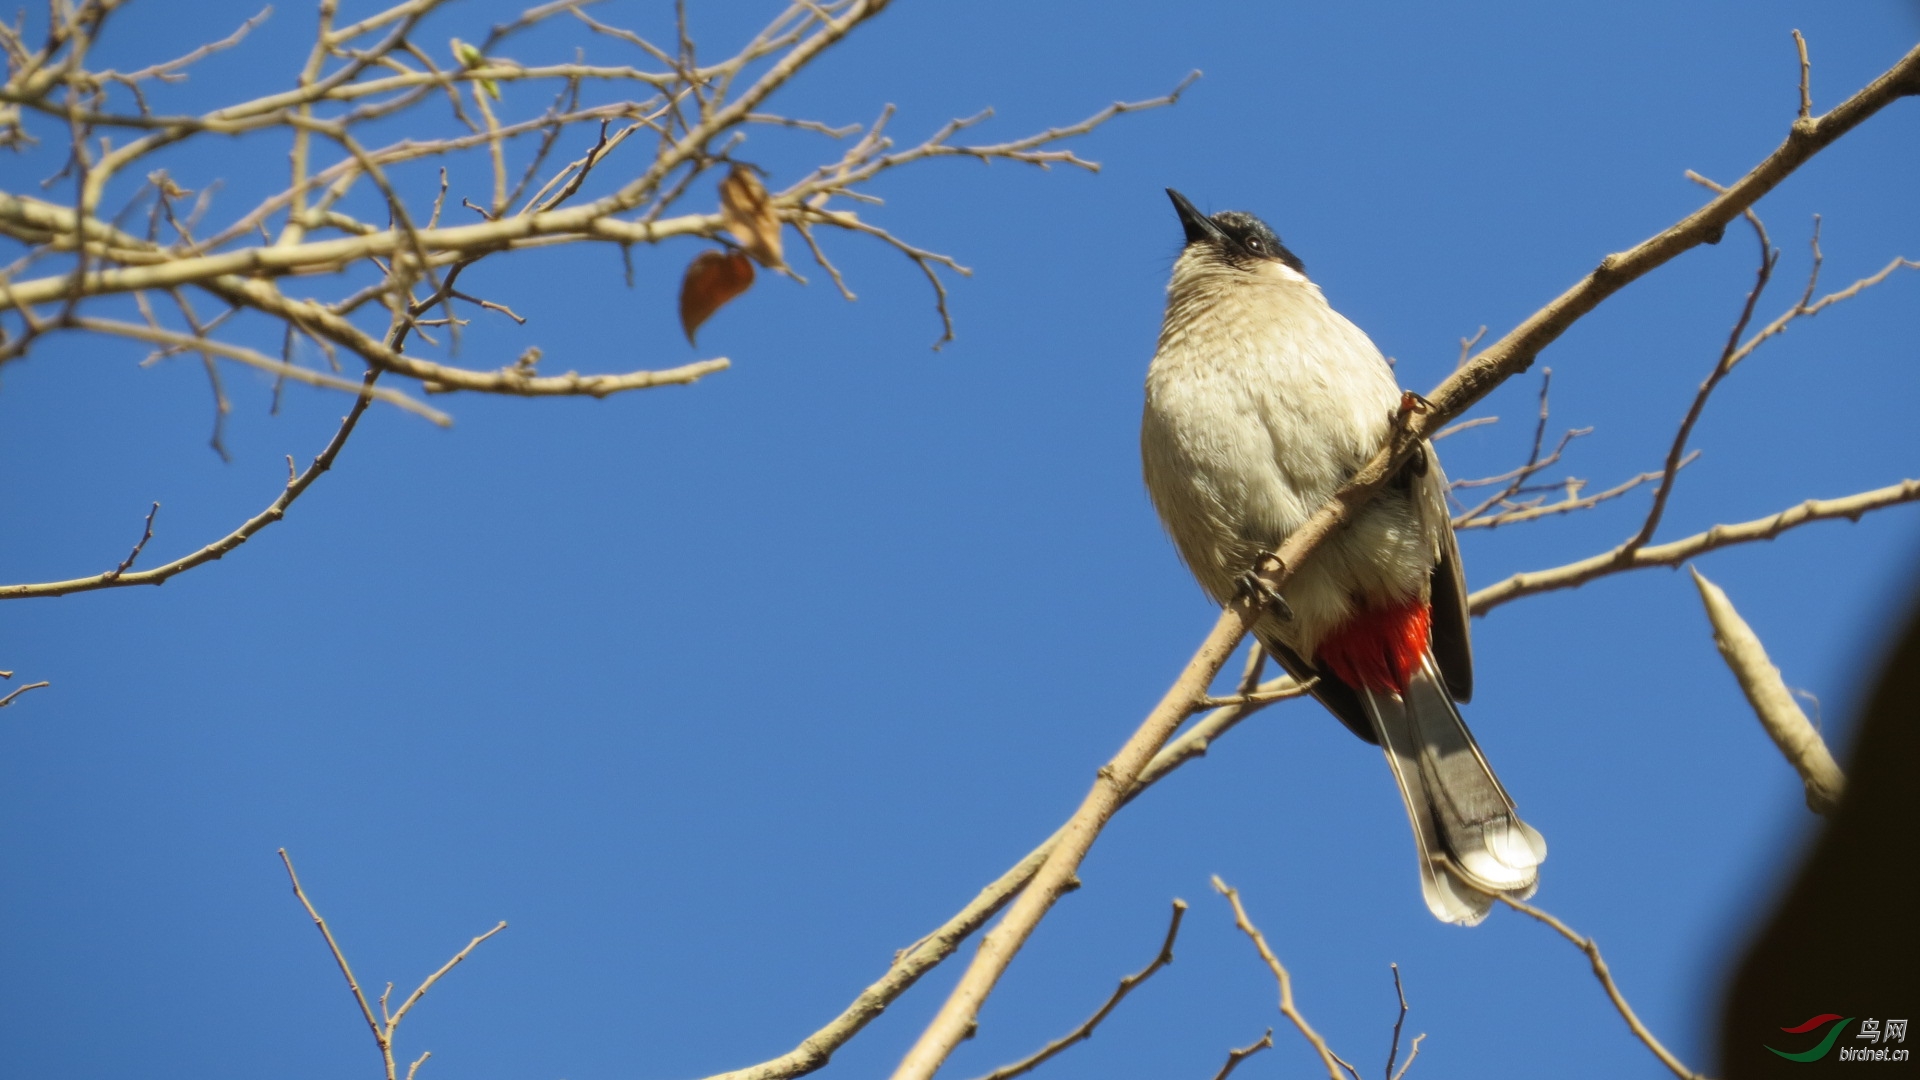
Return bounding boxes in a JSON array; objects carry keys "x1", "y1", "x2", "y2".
[
  {"x1": 679, "y1": 250, "x2": 755, "y2": 343},
  {"x1": 719, "y1": 165, "x2": 784, "y2": 269}
]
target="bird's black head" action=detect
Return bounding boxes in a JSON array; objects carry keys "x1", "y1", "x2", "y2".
[{"x1": 1166, "y1": 188, "x2": 1305, "y2": 276}]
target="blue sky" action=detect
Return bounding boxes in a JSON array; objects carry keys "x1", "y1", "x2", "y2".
[{"x1": 3, "y1": 2, "x2": 1918, "y2": 1079}]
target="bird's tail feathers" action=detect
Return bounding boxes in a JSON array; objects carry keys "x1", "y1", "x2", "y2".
[{"x1": 1362, "y1": 654, "x2": 1546, "y2": 926}]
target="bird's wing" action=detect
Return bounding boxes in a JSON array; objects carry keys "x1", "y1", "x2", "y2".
[
  {"x1": 1256, "y1": 632, "x2": 1378, "y2": 744},
  {"x1": 1420, "y1": 448, "x2": 1474, "y2": 703}
]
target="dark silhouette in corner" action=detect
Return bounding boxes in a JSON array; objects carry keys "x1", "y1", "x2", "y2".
[{"x1": 1721, "y1": 582, "x2": 1920, "y2": 1076}]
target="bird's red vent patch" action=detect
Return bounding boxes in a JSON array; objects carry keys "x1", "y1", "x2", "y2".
[{"x1": 1317, "y1": 599, "x2": 1431, "y2": 694}]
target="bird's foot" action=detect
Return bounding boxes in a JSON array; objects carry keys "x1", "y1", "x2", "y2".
[
  {"x1": 1235, "y1": 565, "x2": 1293, "y2": 622},
  {"x1": 1396, "y1": 390, "x2": 1434, "y2": 420}
]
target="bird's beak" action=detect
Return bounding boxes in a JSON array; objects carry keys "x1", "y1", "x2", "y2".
[{"x1": 1166, "y1": 188, "x2": 1225, "y2": 247}]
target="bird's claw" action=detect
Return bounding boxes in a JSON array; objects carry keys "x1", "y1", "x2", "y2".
[{"x1": 1236, "y1": 567, "x2": 1293, "y2": 622}]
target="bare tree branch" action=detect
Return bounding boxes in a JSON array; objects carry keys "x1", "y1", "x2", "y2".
[
  {"x1": 1793, "y1": 29, "x2": 1813, "y2": 120},
  {"x1": 99, "y1": 500, "x2": 159, "y2": 581},
  {"x1": 278, "y1": 847, "x2": 505, "y2": 1080},
  {"x1": 4, "y1": 2, "x2": 1190, "y2": 605},
  {"x1": 0, "y1": 372, "x2": 383, "y2": 599},
  {"x1": 966, "y1": 899, "x2": 1187, "y2": 1080},
  {"x1": 688, "y1": 676, "x2": 1306, "y2": 1080},
  {"x1": 1382, "y1": 964, "x2": 1423, "y2": 1080},
  {"x1": 1624, "y1": 196, "x2": 1776, "y2": 555},
  {"x1": 1455, "y1": 460, "x2": 1691, "y2": 532},
  {"x1": 0, "y1": 678, "x2": 51, "y2": 709},
  {"x1": 1431, "y1": 414, "x2": 1496, "y2": 441},
  {"x1": 1, "y1": 0, "x2": 1187, "y2": 402},
  {"x1": 71, "y1": 313, "x2": 451, "y2": 421},
  {"x1": 1448, "y1": 369, "x2": 1611, "y2": 530},
  {"x1": 277, "y1": 847, "x2": 384, "y2": 1059},
  {"x1": 1469, "y1": 478, "x2": 1920, "y2": 614},
  {"x1": 1211, "y1": 876, "x2": 1358, "y2": 1080},
  {"x1": 1496, "y1": 897, "x2": 1712, "y2": 1080},
  {"x1": 1391, "y1": 1036, "x2": 1425, "y2": 1080},
  {"x1": 1450, "y1": 184, "x2": 1912, "y2": 542},
  {"x1": 1209, "y1": 1029, "x2": 1273, "y2": 1080}
]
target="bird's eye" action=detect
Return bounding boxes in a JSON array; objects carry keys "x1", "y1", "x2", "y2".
[{"x1": 1244, "y1": 236, "x2": 1265, "y2": 254}]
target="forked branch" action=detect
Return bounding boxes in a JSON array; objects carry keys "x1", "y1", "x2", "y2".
[
  {"x1": 1, "y1": 0, "x2": 1186, "y2": 603},
  {"x1": 690, "y1": 674, "x2": 1308, "y2": 1080},
  {"x1": 278, "y1": 848, "x2": 505, "y2": 1080},
  {"x1": 1212, "y1": 877, "x2": 1358, "y2": 1080},
  {"x1": 0, "y1": 372, "x2": 385, "y2": 600},
  {"x1": 1469, "y1": 477, "x2": 1920, "y2": 614},
  {"x1": 0, "y1": 1, "x2": 1190, "y2": 397}
]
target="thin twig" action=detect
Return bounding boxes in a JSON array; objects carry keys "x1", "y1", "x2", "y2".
[
  {"x1": 746, "y1": 111, "x2": 859, "y2": 137},
  {"x1": 70, "y1": 314, "x2": 449, "y2": 423},
  {"x1": 1470, "y1": 479, "x2": 1920, "y2": 614},
  {"x1": 99, "y1": 500, "x2": 159, "y2": 580},
  {"x1": 106, "y1": 6, "x2": 271, "y2": 84},
  {"x1": 798, "y1": 205, "x2": 969, "y2": 346},
  {"x1": 277, "y1": 846, "x2": 505, "y2": 1080},
  {"x1": 0, "y1": 680, "x2": 51, "y2": 708},
  {"x1": 1197, "y1": 683, "x2": 1314, "y2": 710},
  {"x1": 1383, "y1": 965, "x2": 1411, "y2": 1080},
  {"x1": 1456, "y1": 324, "x2": 1486, "y2": 369},
  {"x1": 1447, "y1": 371, "x2": 1599, "y2": 529},
  {"x1": 1391, "y1": 1036, "x2": 1425, "y2": 1080},
  {"x1": 1212, "y1": 877, "x2": 1358, "y2": 1080},
  {"x1": 795, "y1": 220, "x2": 855, "y2": 300},
  {"x1": 966, "y1": 900, "x2": 1187, "y2": 1080},
  {"x1": 1624, "y1": 197, "x2": 1775, "y2": 555},
  {"x1": 690, "y1": 676, "x2": 1303, "y2": 1080},
  {"x1": 277, "y1": 849, "x2": 384, "y2": 1054},
  {"x1": 1234, "y1": 643, "x2": 1265, "y2": 697},
  {"x1": 1455, "y1": 455, "x2": 1696, "y2": 531},
  {"x1": 1793, "y1": 30, "x2": 1812, "y2": 120},
  {"x1": 0, "y1": 371, "x2": 387, "y2": 600},
  {"x1": 1496, "y1": 897, "x2": 1713, "y2": 1080},
  {"x1": 1210, "y1": 1030, "x2": 1274, "y2": 1080},
  {"x1": 1431, "y1": 415, "x2": 1496, "y2": 441},
  {"x1": 389, "y1": 920, "x2": 509, "y2": 1032}
]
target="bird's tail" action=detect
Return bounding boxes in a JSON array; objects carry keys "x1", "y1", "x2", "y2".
[{"x1": 1360, "y1": 653, "x2": 1547, "y2": 925}]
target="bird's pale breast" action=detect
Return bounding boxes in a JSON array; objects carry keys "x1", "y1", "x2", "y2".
[{"x1": 1142, "y1": 267, "x2": 1436, "y2": 656}]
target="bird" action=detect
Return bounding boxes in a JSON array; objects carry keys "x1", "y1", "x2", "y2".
[{"x1": 1140, "y1": 189, "x2": 1545, "y2": 925}]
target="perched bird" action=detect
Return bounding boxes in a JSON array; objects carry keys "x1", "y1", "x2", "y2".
[{"x1": 1140, "y1": 189, "x2": 1545, "y2": 925}]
